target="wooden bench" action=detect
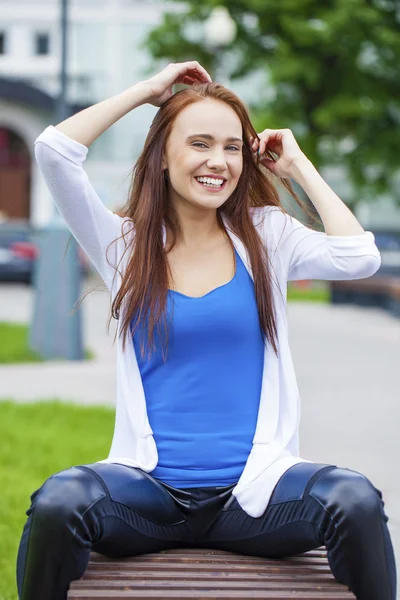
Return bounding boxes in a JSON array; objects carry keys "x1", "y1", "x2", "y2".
[{"x1": 67, "y1": 546, "x2": 355, "y2": 599}]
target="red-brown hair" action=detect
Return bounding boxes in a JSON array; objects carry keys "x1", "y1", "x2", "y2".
[{"x1": 78, "y1": 82, "x2": 320, "y2": 360}]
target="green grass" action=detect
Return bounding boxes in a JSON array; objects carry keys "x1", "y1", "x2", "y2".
[
  {"x1": 0, "y1": 400, "x2": 115, "y2": 600},
  {"x1": 287, "y1": 281, "x2": 330, "y2": 303},
  {"x1": 0, "y1": 322, "x2": 94, "y2": 364}
]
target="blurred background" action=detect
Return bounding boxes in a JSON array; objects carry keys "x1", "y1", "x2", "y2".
[{"x1": 0, "y1": 0, "x2": 399, "y2": 598}]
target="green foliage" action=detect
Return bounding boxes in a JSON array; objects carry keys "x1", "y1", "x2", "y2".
[
  {"x1": 0, "y1": 400, "x2": 115, "y2": 600},
  {"x1": 142, "y1": 0, "x2": 400, "y2": 205}
]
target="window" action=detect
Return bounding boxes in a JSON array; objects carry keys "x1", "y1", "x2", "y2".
[
  {"x1": 0, "y1": 31, "x2": 6, "y2": 55},
  {"x1": 35, "y1": 33, "x2": 50, "y2": 56}
]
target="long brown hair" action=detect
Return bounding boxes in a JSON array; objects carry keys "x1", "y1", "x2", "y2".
[{"x1": 75, "y1": 82, "x2": 320, "y2": 361}]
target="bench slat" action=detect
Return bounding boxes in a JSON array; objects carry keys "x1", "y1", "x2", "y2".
[
  {"x1": 85, "y1": 562, "x2": 334, "y2": 573},
  {"x1": 69, "y1": 578, "x2": 351, "y2": 590},
  {"x1": 68, "y1": 591, "x2": 353, "y2": 599},
  {"x1": 80, "y1": 571, "x2": 338, "y2": 582},
  {"x1": 67, "y1": 547, "x2": 355, "y2": 599}
]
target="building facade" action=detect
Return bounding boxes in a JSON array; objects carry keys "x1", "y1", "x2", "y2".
[
  {"x1": 0, "y1": 0, "x2": 399, "y2": 231},
  {"x1": 0, "y1": 0, "x2": 179, "y2": 227}
]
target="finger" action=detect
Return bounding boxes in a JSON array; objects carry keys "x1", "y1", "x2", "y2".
[
  {"x1": 266, "y1": 129, "x2": 286, "y2": 147},
  {"x1": 182, "y1": 76, "x2": 197, "y2": 85},
  {"x1": 176, "y1": 66, "x2": 203, "y2": 85},
  {"x1": 185, "y1": 60, "x2": 212, "y2": 82},
  {"x1": 261, "y1": 157, "x2": 278, "y2": 175},
  {"x1": 259, "y1": 132, "x2": 280, "y2": 155},
  {"x1": 176, "y1": 68, "x2": 210, "y2": 87},
  {"x1": 259, "y1": 135, "x2": 272, "y2": 155},
  {"x1": 192, "y1": 70, "x2": 209, "y2": 83},
  {"x1": 266, "y1": 137, "x2": 280, "y2": 149},
  {"x1": 266, "y1": 139, "x2": 283, "y2": 157},
  {"x1": 194, "y1": 61, "x2": 213, "y2": 82},
  {"x1": 183, "y1": 71, "x2": 210, "y2": 86}
]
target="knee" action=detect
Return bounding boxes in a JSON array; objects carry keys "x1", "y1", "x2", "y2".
[
  {"x1": 309, "y1": 467, "x2": 383, "y2": 525},
  {"x1": 31, "y1": 466, "x2": 107, "y2": 529}
]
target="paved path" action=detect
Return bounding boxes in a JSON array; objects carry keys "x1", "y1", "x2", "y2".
[
  {"x1": 0, "y1": 278, "x2": 117, "y2": 405},
  {"x1": 1, "y1": 279, "x2": 399, "y2": 594}
]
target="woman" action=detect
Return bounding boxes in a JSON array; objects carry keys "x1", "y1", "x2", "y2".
[{"x1": 17, "y1": 60, "x2": 396, "y2": 600}]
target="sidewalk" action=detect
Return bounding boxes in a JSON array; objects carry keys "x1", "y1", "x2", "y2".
[{"x1": 0, "y1": 278, "x2": 117, "y2": 405}]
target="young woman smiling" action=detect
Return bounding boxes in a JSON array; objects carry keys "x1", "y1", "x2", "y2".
[{"x1": 17, "y1": 61, "x2": 395, "y2": 600}]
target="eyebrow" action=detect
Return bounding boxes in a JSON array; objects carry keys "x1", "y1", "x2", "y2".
[{"x1": 186, "y1": 133, "x2": 243, "y2": 143}]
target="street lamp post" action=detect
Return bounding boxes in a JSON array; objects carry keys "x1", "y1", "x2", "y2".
[
  {"x1": 203, "y1": 7, "x2": 237, "y2": 84},
  {"x1": 29, "y1": 0, "x2": 84, "y2": 360}
]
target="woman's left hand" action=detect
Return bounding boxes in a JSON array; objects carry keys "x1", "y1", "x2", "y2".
[{"x1": 249, "y1": 128, "x2": 307, "y2": 179}]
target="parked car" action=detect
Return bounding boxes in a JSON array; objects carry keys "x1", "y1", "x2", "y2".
[
  {"x1": 330, "y1": 229, "x2": 400, "y2": 316},
  {"x1": 0, "y1": 220, "x2": 89, "y2": 284},
  {"x1": 372, "y1": 230, "x2": 400, "y2": 275}
]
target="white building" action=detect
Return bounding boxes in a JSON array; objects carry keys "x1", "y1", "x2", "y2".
[
  {"x1": 0, "y1": 0, "x2": 399, "y2": 231},
  {"x1": 0, "y1": 0, "x2": 179, "y2": 227}
]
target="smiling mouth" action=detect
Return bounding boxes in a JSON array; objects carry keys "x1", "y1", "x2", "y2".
[{"x1": 194, "y1": 177, "x2": 227, "y2": 191}]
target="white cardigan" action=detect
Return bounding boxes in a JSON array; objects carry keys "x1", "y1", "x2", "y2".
[{"x1": 34, "y1": 126, "x2": 381, "y2": 518}]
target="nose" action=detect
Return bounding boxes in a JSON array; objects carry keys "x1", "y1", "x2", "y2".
[{"x1": 206, "y1": 147, "x2": 228, "y2": 171}]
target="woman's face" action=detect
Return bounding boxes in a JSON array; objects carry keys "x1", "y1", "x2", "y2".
[{"x1": 162, "y1": 99, "x2": 244, "y2": 212}]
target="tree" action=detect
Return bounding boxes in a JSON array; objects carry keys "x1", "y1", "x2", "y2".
[{"x1": 142, "y1": 0, "x2": 400, "y2": 206}]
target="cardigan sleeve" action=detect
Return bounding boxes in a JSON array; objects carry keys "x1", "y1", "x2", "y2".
[
  {"x1": 34, "y1": 125, "x2": 124, "y2": 288},
  {"x1": 264, "y1": 207, "x2": 381, "y2": 281}
]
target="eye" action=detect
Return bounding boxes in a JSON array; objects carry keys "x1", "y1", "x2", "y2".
[{"x1": 192, "y1": 142, "x2": 240, "y2": 151}]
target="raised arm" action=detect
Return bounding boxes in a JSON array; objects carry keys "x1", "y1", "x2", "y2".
[
  {"x1": 250, "y1": 129, "x2": 381, "y2": 282},
  {"x1": 264, "y1": 207, "x2": 381, "y2": 282},
  {"x1": 34, "y1": 81, "x2": 152, "y2": 288},
  {"x1": 35, "y1": 127, "x2": 126, "y2": 288},
  {"x1": 53, "y1": 82, "x2": 150, "y2": 148},
  {"x1": 35, "y1": 62, "x2": 212, "y2": 287},
  {"x1": 52, "y1": 61, "x2": 211, "y2": 147}
]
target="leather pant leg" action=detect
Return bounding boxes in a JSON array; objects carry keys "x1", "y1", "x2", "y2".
[
  {"x1": 16, "y1": 462, "x2": 194, "y2": 600},
  {"x1": 308, "y1": 466, "x2": 396, "y2": 600},
  {"x1": 204, "y1": 462, "x2": 397, "y2": 600},
  {"x1": 16, "y1": 466, "x2": 105, "y2": 600}
]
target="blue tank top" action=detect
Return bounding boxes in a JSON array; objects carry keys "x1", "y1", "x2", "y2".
[{"x1": 131, "y1": 248, "x2": 265, "y2": 488}]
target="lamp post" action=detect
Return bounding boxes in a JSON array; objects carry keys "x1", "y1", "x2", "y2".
[
  {"x1": 29, "y1": 0, "x2": 84, "y2": 360},
  {"x1": 203, "y1": 7, "x2": 237, "y2": 84}
]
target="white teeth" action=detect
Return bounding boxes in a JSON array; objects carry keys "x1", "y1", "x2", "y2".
[{"x1": 196, "y1": 176, "x2": 224, "y2": 186}]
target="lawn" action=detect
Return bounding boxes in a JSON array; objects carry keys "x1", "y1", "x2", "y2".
[
  {"x1": 0, "y1": 400, "x2": 115, "y2": 600},
  {"x1": 287, "y1": 281, "x2": 330, "y2": 303}
]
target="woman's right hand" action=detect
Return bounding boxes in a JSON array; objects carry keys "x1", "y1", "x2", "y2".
[{"x1": 142, "y1": 61, "x2": 213, "y2": 107}]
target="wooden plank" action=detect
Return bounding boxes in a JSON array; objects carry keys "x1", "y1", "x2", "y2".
[
  {"x1": 68, "y1": 591, "x2": 353, "y2": 599},
  {"x1": 85, "y1": 561, "x2": 334, "y2": 574},
  {"x1": 88, "y1": 554, "x2": 331, "y2": 565},
  {"x1": 69, "y1": 579, "x2": 350, "y2": 590},
  {"x1": 80, "y1": 571, "x2": 338, "y2": 582},
  {"x1": 67, "y1": 547, "x2": 355, "y2": 599},
  {"x1": 88, "y1": 548, "x2": 328, "y2": 558}
]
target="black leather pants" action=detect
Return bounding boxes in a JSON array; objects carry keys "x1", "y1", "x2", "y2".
[{"x1": 16, "y1": 461, "x2": 397, "y2": 600}]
